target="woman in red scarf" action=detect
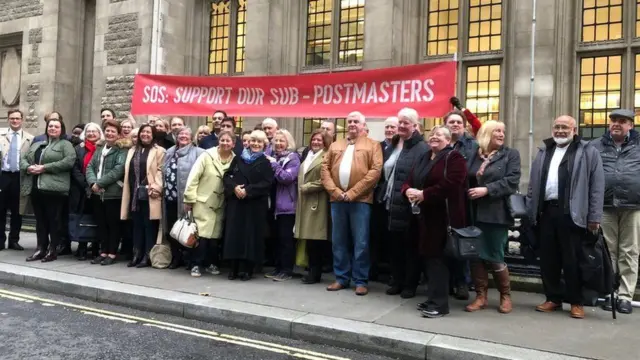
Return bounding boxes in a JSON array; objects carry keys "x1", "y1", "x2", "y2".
[{"x1": 70, "y1": 122, "x2": 104, "y2": 260}]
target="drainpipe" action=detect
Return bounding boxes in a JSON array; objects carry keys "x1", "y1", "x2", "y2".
[
  {"x1": 150, "y1": 0, "x2": 161, "y2": 74},
  {"x1": 528, "y1": 0, "x2": 537, "y2": 172}
]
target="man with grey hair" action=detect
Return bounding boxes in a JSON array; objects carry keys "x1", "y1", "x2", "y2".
[
  {"x1": 381, "y1": 117, "x2": 398, "y2": 152},
  {"x1": 322, "y1": 111, "x2": 383, "y2": 296},
  {"x1": 591, "y1": 109, "x2": 640, "y2": 314},
  {"x1": 262, "y1": 118, "x2": 278, "y2": 156}
]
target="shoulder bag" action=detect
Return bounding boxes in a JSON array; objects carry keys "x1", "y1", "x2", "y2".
[
  {"x1": 170, "y1": 211, "x2": 199, "y2": 248},
  {"x1": 68, "y1": 196, "x2": 97, "y2": 243},
  {"x1": 150, "y1": 224, "x2": 172, "y2": 268},
  {"x1": 442, "y1": 152, "x2": 482, "y2": 260},
  {"x1": 507, "y1": 192, "x2": 527, "y2": 219}
]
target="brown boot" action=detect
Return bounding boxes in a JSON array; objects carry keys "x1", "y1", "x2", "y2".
[
  {"x1": 465, "y1": 262, "x2": 489, "y2": 312},
  {"x1": 492, "y1": 263, "x2": 512, "y2": 314}
]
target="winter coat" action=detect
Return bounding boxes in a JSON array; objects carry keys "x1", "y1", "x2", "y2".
[
  {"x1": 85, "y1": 138, "x2": 132, "y2": 201},
  {"x1": 222, "y1": 155, "x2": 274, "y2": 263},
  {"x1": 20, "y1": 138, "x2": 76, "y2": 197},
  {"x1": 294, "y1": 149, "x2": 329, "y2": 241},
  {"x1": 468, "y1": 146, "x2": 521, "y2": 226},
  {"x1": 69, "y1": 142, "x2": 99, "y2": 213},
  {"x1": 527, "y1": 137, "x2": 604, "y2": 228},
  {"x1": 590, "y1": 130, "x2": 640, "y2": 209},
  {"x1": 163, "y1": 144, "x2": 204, "y2": 228},
  {"x1": 402, "y1": 148, "x2": 468, "y2": 257},
  {"x1": 120, "y1": 145, "x2": 166, "y2": 220},
  {"x1": 383, "y1": 131, "x2": 429, "y2": 232},
  {"x1": 271, "y1": 152, "x2": 300, "y2": 216},
  {"x1": 183, "y1": 147, "x2": 234, "y2": 239}
]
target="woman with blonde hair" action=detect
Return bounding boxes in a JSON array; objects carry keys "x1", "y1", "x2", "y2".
[
  {"x1": 223, "y1": 130, "x2": 274, "y2": 280},
  {"x1": 264, "y1": 129, "x2": 300, "y2": 282},
  {"x1": 464, "y1": 120, "x2": 521, "y2": 314},
  {"x1": 195, "y1": 125, "x2": 212, "y2": 146}
]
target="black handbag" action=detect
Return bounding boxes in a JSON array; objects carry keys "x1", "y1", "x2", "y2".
[
  {"x1": 137, "y1": 185, "x2": 149, "y2": 200},
  {"x1": 507, "y1": 193, "x2": 527, "y2": 219},
  {"x1": 442, "y1": 152, "x2": 481, "y2": 260},
  {"x1": 68, "y1": 197, "x2": 97, "y2": 242}
]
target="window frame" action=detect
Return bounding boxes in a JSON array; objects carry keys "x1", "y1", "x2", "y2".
[
  {"x1": 207, "y1": 0, "x2": 247, "y2": 76},
  {"x1": 574, "y1": 0, "x2": 640, "y2": 139},
  {"x1": 300, "y1": 0, "x2": 365, "y2": 73},
  {"x1": 419, "y1": 0, "x2": 507, "y2": 125}
]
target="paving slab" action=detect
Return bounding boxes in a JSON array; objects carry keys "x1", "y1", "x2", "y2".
[{"x1": 0, "y1": 233, "x2": 635, "y2": 360}]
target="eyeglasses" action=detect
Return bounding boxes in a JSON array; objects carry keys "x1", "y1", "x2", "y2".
[{"x1": 8, "y1": 117, "x2": 21, "y2": 121}]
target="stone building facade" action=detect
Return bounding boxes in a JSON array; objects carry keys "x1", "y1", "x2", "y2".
[{"x1": 0, "y1": 0, "x2": 636, "y2": 179}]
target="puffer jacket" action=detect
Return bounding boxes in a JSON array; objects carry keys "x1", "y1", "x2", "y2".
[
  {"x1": 163, "y1": 143, "x2": 205, "y2": 218},
  {"x1": 86, "y1": 137, "x2": 133, "y2": 200},
  {"x1": 271, "y1": 152, "x2": 300, "y2": 216},
  {"x1": 590, "y1": 130, "x2": 640, "y2": 209},
  {"x1": 383, "y1": 131, "x2": 429, "y2": 231},
  {"x1": 20, "y1": 138, "x2": 76, "y2": 196}
]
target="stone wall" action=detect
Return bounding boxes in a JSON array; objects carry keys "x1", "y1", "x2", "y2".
[
  {"x1": 105, "y1": 13, "x2": 141, "y2": 66},
  {"x1": 27, "y1": 28, "x2": 41, "y2": 74},
  {"x1": 101, "y1": 75, "x2": 134, "y2": 119},
  {"x1": 0, "y1": 0, "x2": 43, "y2": 22}
]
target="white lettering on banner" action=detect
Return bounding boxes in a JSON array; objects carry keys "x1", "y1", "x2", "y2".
[
  {"x1": 238, "y1": 88, "x2": 265, "y2": 105},
  {"x1": 173, "y1": 87, "x2": 232, "y2": 105},
  {"x1": 311, "y1": 79, "x2": 436, "y2": 105},
  {"x1": 142, "y1": 86, "x2": 168, "y2": 103},
  {"x1": 270, "y1": 87, "x2": 299, "y2": 106}
]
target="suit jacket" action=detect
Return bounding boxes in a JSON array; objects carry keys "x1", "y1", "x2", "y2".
[
  {"x1": 321, "y1": 135, "x2": 383, "y2": 203},
  {"x1": 0, "y1": 129, "x2": 35, "y2": 214}
]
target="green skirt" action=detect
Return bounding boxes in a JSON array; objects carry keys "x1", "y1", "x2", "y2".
[{"x1": 476, "y1": 222, "x2": 509, "y2": 263}]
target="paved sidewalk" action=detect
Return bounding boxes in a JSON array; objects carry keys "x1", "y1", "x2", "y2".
[{"x1": 0, "y1": 233, "x2": 635, "y2": 360}]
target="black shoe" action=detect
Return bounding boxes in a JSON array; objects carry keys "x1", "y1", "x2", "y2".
[
  {"x1": 400, "y1": 289, "x2": 416, "y2": 299},
  {"x1": 26, "y1": 248, "x2": 46, "y2": 262},
  {"x1": 91, "y1": 255, "x2": 106, "y2": 265},
  {"x1": 386, "y1": 285, "x2": 402, "y2": 296},
  {"x1": 601, "y1": 297, "x2": 614, "y2": 311},
  {"x1": 454, "y1": 285, "x2": 470, "y2": 301},
  {"x1": 136, "y1": 256, "x2": 150, "y2": 268},
  {"x1": 41, "y1": 248, "x2": 57, "y2": 263},
  {"x1": 76, "y1": 247, "x2": 88, "y2": 261},
  {"x1": 416, "y1": 301, "x2": 429, "y2": 311},
  {"x1": 7, "y1": 242, "x2": 23, "y2": 251},
  {"x1": 240, "y1": 273, "x2": 252, "y2": 281},
  {"x1": 617, "y1": 299, "x2": 633, "y2": 314},
  {"x1": 127, "y1": 252, "x2": 141, "y2": 268},
  {"x1": 421, "y1": 308, "x2": 449, "y2": 318},
  {"x1": 301, "y1": 273, "x2": 321, "y2": 284},
  {"x1": 101, "y1": 257, "x2": 116, "y2": 266},
  {"x1": 228, "y1": 272, "x2": 238, "y2": 280}
]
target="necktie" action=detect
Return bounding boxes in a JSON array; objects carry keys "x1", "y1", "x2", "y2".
[{"x1": 8, "y1": 132, "x2": 18, "y2": 172}]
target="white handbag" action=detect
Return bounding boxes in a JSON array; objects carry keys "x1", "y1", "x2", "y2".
[{"x1": 170, "y1": 211, "x2": 198, "y2": 248}]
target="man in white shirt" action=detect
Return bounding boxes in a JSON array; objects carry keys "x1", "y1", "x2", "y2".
[
  {"x1": 0, "y1": 109, "x2": 34, "y2": 251},
  {"x1": 526, "y1": 115, "x2": 604, "y2": 319},
  {"x1": 321, "y1": 111, "x2": 382, "y2": 296}
]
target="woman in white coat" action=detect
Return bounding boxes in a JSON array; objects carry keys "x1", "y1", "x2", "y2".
[{"x1": 183, "y1": 131, "x2": 236, "y2": 277}]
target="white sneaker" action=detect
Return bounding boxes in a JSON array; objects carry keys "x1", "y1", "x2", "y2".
[
  {"x1": 205, "y1": 265, "x2": 220, "y2": 275},
  {"x1": 191, "y1": 266, "x2": 202, "y2": 277}
]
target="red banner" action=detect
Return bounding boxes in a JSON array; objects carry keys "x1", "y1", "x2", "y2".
[{"x1": 131, "y1": 61, "x2": 456, "y2": 118}]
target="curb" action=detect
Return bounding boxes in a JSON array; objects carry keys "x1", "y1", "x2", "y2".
[{"x1": 0, "y1": 263, "x2": 588, "y2": 360}]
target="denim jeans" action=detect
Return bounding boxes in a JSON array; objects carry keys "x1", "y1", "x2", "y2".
[{"x1": 330, "y1": 202, "x2": 371, "y2": 287}]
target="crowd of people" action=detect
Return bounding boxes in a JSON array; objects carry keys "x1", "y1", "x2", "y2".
[{"x1": 0, "y1": 96, "x2": 637, "y2": 319}]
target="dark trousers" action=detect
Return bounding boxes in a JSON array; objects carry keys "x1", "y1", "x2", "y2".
[
  {"x1": 307, "y1": 240, "x2": 331, "y2": 276},
  {"x1": 448, "y1": 258, "x2": 471, "y2": 288},
  {"x1": 31, "y1": 191, "x2": 66, "y2": 251},
  {"x1": 120, "y1": 220, "x2": 133, "y2": 255},
  {"x1": 370, "y1": 203, "x2": 389, "y2": 277},
  {"x1": 192, "y1": 238, "x2": 219, "y2": 267},
  {"x1": 389, "y1": 230, "x2": 419, "y2": 290},
  {"x1": 231, "y1": 259, "x2": 255, "y2": 276},
  {"x1": 0, "y1": 172, "x2": 21, "y2": 244},
  {"x1": 131, "y1": 201, "x2": 159, "y2": 255},
  {"x1": 275, "y1": 214, "x2": 296, "y2": 274},
  {"x1": 265, "y1": 208, "x2": 277, "y2": 265},
  {"x1": 424, "y1": 256, "x2": 450, "y2": 313},
  {"x1": 539, "y1": 202, "x2": 584, "y2": 305},
  {"x1": 164, "y1": 200, "x2": 183, "y2": 262},
  {"x1": 92, "y1": 196, "x2": 121, "y2": 255}
]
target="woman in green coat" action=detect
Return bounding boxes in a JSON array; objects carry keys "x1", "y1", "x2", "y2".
[
  {"x1": 295, "y1": 129, "x2": 332, "y2": 284},
  {"x1": 21, "y1": 118, "x2": 76, "y2": 262},
  {"x1": 86, "y1": 120, "x2": 132, "y2": 265}
]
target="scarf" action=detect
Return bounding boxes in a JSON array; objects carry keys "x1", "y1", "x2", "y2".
[
  {"x1": 241, "y1": 148, "x2": 264, "y2": 164},
  {"x1": 275, "y1": 150, "x2": 291, "y2": 164},
  {"x1": 303, "y1": 149, "x2": 322, "y2": 175},
  {"x1": 131, "y1": 146, "x2": 149, "y2": 212},
  {"x1": 83, "y1": 141, "x2": 97, "y2": 174},
  {"x1": 476, "y1": 148, "x2": 498, "y2": 180}
]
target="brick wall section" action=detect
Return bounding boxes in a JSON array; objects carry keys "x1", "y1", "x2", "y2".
[
  {"x1": 28, "y1": 28, "x2": 42, "y2": 74},
  {"x1": 0, "y1": 0, "x2": 43, "y2": 22},
  {"x1": 101, "y1": 75, "x2": 134, "y2": 118},
  {"x1": 105, "y1": 13, "x2": 142, "y2": 66}
]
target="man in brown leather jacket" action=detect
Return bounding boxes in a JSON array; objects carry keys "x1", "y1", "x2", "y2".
[{"x1": 321, "y1": 111, "x2": 383, "y2": 296}]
